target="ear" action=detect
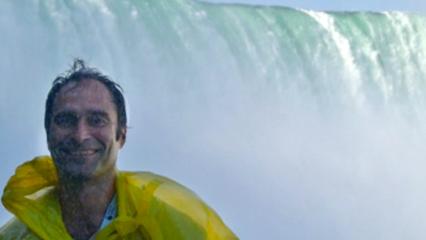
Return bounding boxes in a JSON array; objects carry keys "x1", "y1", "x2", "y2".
[
  {"x1": 118, "y1": 127, "x2": 127, "y2": 148},
  {"x1": 46, "y1": 130, "x2": 53, "y2": 151}
]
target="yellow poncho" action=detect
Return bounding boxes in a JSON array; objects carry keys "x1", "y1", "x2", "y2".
[{"x1": 0, "y1": 156, "x2": 238, "y2": 239}]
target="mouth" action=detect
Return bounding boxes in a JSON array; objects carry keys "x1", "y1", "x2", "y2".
[{"x1": 59, "y1": 148, "x2": 99, "y2": 157}]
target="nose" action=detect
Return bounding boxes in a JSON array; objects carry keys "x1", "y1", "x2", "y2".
[{"x1": 72, "y1": 120, "x2": 91, "y2": 143}]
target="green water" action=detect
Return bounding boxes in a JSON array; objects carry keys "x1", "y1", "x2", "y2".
[{"x1": 3, "y1": 0, "x2": 426, "y2": 111}]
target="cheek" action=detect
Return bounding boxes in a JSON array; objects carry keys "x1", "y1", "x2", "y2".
[
  {"x1": 93, "y1": 130, "x2": 115, "y2": 145},
  {"x1": 47, "y1": 128, "x2": 65, "y2": 146}
]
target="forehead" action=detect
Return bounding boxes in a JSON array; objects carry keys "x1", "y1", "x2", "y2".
[{"x1": 52, "y1": 79, "x2": 116, "y2": 114}]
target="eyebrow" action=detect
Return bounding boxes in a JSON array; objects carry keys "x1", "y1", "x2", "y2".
[
  {"x1": 88, "y1": 110, "x2": 110, "y2": 118},
  {"x1": 53, "y1": 110, "x2": 75, "y2": 117},
  {"x1": 53, "y1": 110, "x2": 110, "y2": 118}
]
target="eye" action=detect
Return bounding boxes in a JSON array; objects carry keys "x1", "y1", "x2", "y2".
[
  {"x1": 53, "y1": 113, "x2": 77, "y2": 128},
  {"x1": 87, "y1": 114, "x2": 109, "y2": 127}
]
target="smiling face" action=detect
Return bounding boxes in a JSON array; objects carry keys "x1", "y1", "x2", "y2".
[{"x1": 47, "y1": 79, "x2": 126, "y2": 180}]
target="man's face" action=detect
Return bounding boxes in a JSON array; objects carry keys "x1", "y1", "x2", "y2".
[{"x1": 47, "y1": 79, "x2": 125, "y2": 179}]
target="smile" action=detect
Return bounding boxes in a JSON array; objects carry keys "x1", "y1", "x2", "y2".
[
  {"x1": 73, "y1": 150, "x2": 96, "y2": 156},
  {"x1": 61, "y1": 149, "x2": 98, "y2": 157}
]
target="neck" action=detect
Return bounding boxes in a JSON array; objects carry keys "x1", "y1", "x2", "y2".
[{"x1": 57, "y1": 171, "x2": 116, "y2": 240}]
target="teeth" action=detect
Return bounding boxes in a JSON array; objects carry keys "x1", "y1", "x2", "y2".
[{"x1": 71, "y1": 150, "x2": 96, "y2": 155}]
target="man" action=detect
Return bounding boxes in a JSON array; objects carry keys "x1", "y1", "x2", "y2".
[{"x1": 0, "y1": 60, "x2": 237, "y2": 240}]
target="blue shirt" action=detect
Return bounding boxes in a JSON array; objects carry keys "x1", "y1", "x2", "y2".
[
  {"x1": 99, "y1": 195, "x2": 117, "y2": 229},
  {"x1": 89, "y1": 195, "x2": 117, "y2": 239}
]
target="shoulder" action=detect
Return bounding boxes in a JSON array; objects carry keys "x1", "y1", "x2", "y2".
[
  {"x1": 119, "y1": 171, "x2": 204, "y2": 206},
  {"x1": 0, "y1": 217, "x2": 38, "y2": 240},
  {"x1": 118, "y1": 171, "x2": 238, "y2": 239},
  {"x1": 120, "y1": 171, "x2": 194, "y2": 191}
]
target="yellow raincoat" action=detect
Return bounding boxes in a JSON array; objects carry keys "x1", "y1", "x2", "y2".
[{"x1": 0, "y1": 156, "x2": 238, "y2": 239}]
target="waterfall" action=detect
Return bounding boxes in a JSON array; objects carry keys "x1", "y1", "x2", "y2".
[{"x1": 1, "y1": 0, "x2": 426, "y2": 239}]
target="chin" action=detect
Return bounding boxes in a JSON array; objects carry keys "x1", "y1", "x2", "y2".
[
  {"x1": 62, "y1": 170, "x2": 92, "y2": 181},
  {"x1": 55, "y1": 162, "x2": 95, "y2": 180}
]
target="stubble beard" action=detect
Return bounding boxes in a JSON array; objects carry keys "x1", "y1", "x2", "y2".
[{"x1": 50, "y1": 139, "x2": 106, "y2": 183}]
